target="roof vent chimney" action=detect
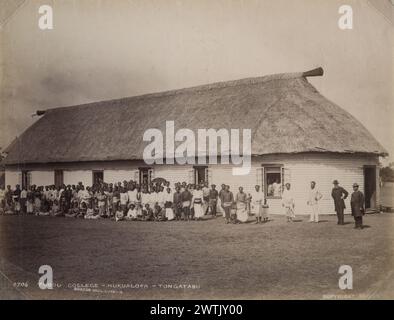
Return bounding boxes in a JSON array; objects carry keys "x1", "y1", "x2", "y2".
[{"x1": 302, "y1": 67, "x2": 324, "y2": 78}]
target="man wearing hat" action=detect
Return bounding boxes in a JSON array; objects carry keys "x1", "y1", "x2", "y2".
[
  {"x1": 351, "y1": 183, "x2": 365, "y2": 229},
  {"x1": 331, "y1": 180, "x2": 348, "y2": 225}
]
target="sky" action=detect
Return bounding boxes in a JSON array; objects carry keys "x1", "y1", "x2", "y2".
[{"x1": 0, "y1": 0, "x2": 393, "y2": 163}]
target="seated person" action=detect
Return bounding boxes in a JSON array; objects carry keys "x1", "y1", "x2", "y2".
[
  {"x1": 50, "y1": 199, "x2": 62, "y2": 216},
  {"x1": 77, "y1": 202, "x2": 87, "y2": 218},
  {"x1": 65, "y1": 202, "x2": 79, "y2": 218},
  {"x1": 37, "y1": 200, "x2": 50, "y2": 216},
  {"x1": 154, "y1": 203, "x2": 166, "y2": 221},
  {"x1": 85, "y1": 202, "x2": 100, "y2": 219},
  {"x1": 115, "y1": 204, "x2": 124, "y2": 222},
  {"x1": 142, "y1": 204, "x2": 154, "y2": 221},
  {"x1": 126, "y1": 203, "x2": 138, "y2": 220}
]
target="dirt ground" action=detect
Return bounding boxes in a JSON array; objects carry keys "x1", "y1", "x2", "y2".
[{"x1": 0, "y1": 213, "x2": 393, "y2": 300}]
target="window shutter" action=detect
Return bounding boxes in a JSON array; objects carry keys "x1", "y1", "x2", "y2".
[
  {"x1": 148, "y1": 169, "x2": 154, "y2": 184},
  {"x1": 206, "y1": 168, "x2": 212, "y2": 185},
  {"x1": 281, "y1": 167, "x2": 291, "y2": 187},
  {"x1": 133, "y1": 170, "x2": 139, "y2": 182},
  {"x1": 18, "y1": 172, "x2": 22, "y2": 186},
  {"x1": 27, "y1": 172, "x2": 32, "y2": 189},
  {"x1": 188, "y1": 170, "x2": 194, "y2": 184},
  {"x1": 256, "y1": 167, "x2": 265, "y2": 195}
]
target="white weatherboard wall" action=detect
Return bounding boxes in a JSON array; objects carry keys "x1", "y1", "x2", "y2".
[
  {"x1": 31, "y1": 171, "x2": 54, "y2": 186},
  {"x1": 63, "y1": 170, "x2": 92, "y2": 186},
  {"x1": 5, "y1": 170, "x2": 19, "y2": 187},
  {"x1": 104, "y1": 170, "x2": 139, "y2": 184}
]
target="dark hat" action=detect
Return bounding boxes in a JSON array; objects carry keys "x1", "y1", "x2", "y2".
[
  {"x1": 333, "y1": 180, "x2": 339, "y2": 185},
  {"x1": 353, "y1": 183, "x2": 359, "y2": 187}
]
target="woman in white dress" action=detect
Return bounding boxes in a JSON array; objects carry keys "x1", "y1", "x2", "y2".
[
  {"x1": 192, "y1": 185, "x2": 204, "y2": 220},
  {"x1": 164, "y1": 187, "x2": 175, "y2": 221}
]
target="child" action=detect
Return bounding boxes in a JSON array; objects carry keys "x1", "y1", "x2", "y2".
[
  {"x1": 77, "y1": 202, "x2": 87, "y2": 218},
  {"x1": 97, "y1": 190, "x2": 107, "y2": 217},
  {"x1": 230, "y1": 202, "x2": 238, "y2": 224},
  {"x1": 262, "y1": 199, "x2": 269, "y2": 223},
  {"x1": 37, "y1": 200, "x2": 50, "y2": 216},
  {"x1": 126, "y1": 203, "x2": 138, "y2": 220},
  {"x1": 115, "y1": 203, "x2": 124, "y2": 222},
  {"x1": 154, "y1": 203, "x2": 166, "y2": 221},
  {"x1": 50, "y1": 199, "x2": 61, "y2": 216},
  {"x1": 142, "y1": 204, "x2": 154, "y2": 221},
  {"x1": 65, "y1": 202, "x2": 79, "y2": 218},
  {"x1": 85, "y1": 202, "x2": 100, "y2": 220}
]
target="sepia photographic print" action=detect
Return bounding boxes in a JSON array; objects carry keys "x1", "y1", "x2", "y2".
[{"x1": 0, "y1": 0, "x2": 393, "y2": 307}]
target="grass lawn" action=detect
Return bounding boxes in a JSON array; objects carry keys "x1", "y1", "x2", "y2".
[{"x1": 0, "y1": 213, "x2": 393, "y2": 299}]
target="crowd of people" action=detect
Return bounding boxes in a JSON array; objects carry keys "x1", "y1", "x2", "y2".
[
  {"x1": 0, "y1": 180, "x2": 268, "y2": 224},
  {"x1": 0, "y1": 178, "x2": 366, "y2": 228}
]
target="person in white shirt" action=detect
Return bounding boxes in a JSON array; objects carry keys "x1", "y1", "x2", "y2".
[
  {"x1": 126, "y1": 203, "x2": 139, "y2": 220},
  {"x1": 307, "y1": 181, "x2": 323, "y2": 223},
  {"x1": 273, "y1": 180, "x2": 282, "y2": 197},
  {"x1": 164, "y1": 187, "x2": 174, "y2": 220},
  {"x1": 78, "y1": 186, "x2": 90, "y2": 206},
  {"x1": 251, "y1": 185, "x2": 264, "y2": 224},
  {"x1": 282, "y1": 183, "x2": 295, "y2": 222},
  {"x1": 127, "y1": 186, "x2": 137, "y2": 205}
]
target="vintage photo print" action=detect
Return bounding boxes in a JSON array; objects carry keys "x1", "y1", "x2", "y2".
[{"x1": 0, "y1": 0, "x2": 393, "y2": 303}]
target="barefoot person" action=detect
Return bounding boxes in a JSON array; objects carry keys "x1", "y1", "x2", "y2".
[
  {"x1": 221, "y1": 185, "x2": 234, "y2": 224},
  {"x1": 331, "y1": 180, "x2": 348, "y2": 225},
  {"x1": 307, "y1": 181, "x2": 322, "y2": 223},
  {"x1": 351, "y1": 183, "x2": 365, "y2": 230},
  {"x1": 251, "y1": 185, "x2": 264, "y2": 224},
  {"x1": 282, "y1": 183, "x2": 295, "y2": 222},
  {"x1": 235, "y1": 187, "x2": 248, "y2": 223}
]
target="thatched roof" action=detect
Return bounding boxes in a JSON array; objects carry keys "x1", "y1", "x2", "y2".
[{"x1": 3, "y1": 67, "x2": 387, "y2": 165}]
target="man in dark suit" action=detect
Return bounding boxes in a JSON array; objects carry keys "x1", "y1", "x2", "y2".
[
  {"x1": 331, "y1": 180, "x2": 348, "y2": 225},
  {"x1": 351, "y1": 183, "x2": 365, "y2": 229}
]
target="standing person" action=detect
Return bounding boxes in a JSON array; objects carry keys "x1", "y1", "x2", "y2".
[
  {"x1": 164, "y1": 187, "x2": 174, "y2": 221},
  {"x1": 0, "y1": 187, "x2": 5, "y2": 214},
  {"x1": 26, "y1": 187, "x2": 34, "y2": 215},
  {"x1": 251, "y1": 185, "x2": 264, "y2": 224},
  {"x1": 13, "y1": 184, "x2": 21, "y2": 214},
  {"x1": 20, "y1": 186, "x2": 28, "y2": 215},
  {"x1": 202, "y1": 182, "x2": 210, "y2": 215},
  {"x1": 307, "y1": 181, "x2": 323, "y2": 223},
  {"x1": 331, "y1": 180, "x2": 348, "y2": 225},
  {"x1": 221, "y1": 185, "x2": 234, "y2": 224},
  {"x1": 208, "y1": 184, "x2": 219, "y2": 217},
  {"x1": 181, "y1": 185, "x2": 193, "y2": 221},
  {"x1": 351, "y1": 183, "x2": 365, "y2": 230},
  {"x1": 235, "y1": 187, "x2": 248, "y2": 223},
  {"x1": 4, "y1": 185, "x2": 13, "y2": 214},
  {"x1": 173, "y1": 186, "x2": 183, "y2": 220},
  {"x1": 192, "y1": 185, "x2": 204, "y2": 220},
  {"x1": 282, "y1": 183, "x2": 295, "y2": 222},
  {"x1": 218, "y1": 184, "x2": 226, "y2": 217}
]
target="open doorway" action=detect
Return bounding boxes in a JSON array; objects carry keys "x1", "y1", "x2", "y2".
[
  {"x1": 194, "y1": 166, "x2": 208, "y2": 185},
  {"x1": 92, "y1": 170, "x2": 104, "y2": 186},
  {"x1": 364, "y1": 165, "x2": 376, "y2": 209}
]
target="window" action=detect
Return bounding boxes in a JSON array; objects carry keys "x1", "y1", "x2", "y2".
[
  {"x1": 139, "y1": 167, "x2": 153, "y2": 187},
  {"x1": 92, "y1": 170, "x2": 104, "y2": 185},
  {"x1": 21, "y1": 171, "x2": 31, "y2": 190},
  {"x1": 264, "y1": 166, "x2": 282, "y2": 198},
  {"x1": 54, "y1": 170, "x2": 64, "y2": 188}
]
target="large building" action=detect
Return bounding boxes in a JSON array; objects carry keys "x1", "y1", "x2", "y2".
[{"x1": 3, "y1": 67, "x2": 387, "y2": 215}]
